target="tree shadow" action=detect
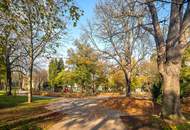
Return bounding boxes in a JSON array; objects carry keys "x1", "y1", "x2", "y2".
[
  {"x1": 90, "y1": 117, "x2": 114, "y2": 130},
  {"x1": 61, "y1": 115, "x2": 124, "y2": 130},
  {"x1": 46, "y1": 97, "x2": 190, "y2": 130},
  {"x1": 47, "y1": 98, "x2": 126, "y2": 130}
]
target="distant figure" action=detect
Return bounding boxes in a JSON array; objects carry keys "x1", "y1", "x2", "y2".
[{"x1": 64, "y1": 87, "x2": 69, "y2": 93}]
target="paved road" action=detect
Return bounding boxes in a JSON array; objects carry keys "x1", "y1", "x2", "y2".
[{"x1": 45, "y1": 97, "x2": 127, "y2": 130}]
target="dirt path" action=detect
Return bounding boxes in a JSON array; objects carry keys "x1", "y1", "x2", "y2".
[{"x1": 45, "y1": 97, "x2": 127, "y2": 130}]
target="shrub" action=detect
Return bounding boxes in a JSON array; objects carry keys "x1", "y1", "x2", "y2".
[{"x1": 151, "y1": 82, "x2": 162, "y2": 103}]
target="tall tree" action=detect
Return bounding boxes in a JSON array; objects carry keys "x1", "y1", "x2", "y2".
[
  {"x1": 86, "y1": 0, "x2": 150, "y2": 96},
  {"x1": 147, "y1": 0, "x2": 190, "y2": 117},
  {"x1": 8, "y1": 0, "x2": 83, "y2": 102},
  {"x1": 0, "y1": 1, "x2": 23, "y2": 95},
  {"x1": 141, "y1": 0, "x2": 190, "y2": 117},
  {"x1": 48, "y1": 58, "x2": 64, "y2": 89},
  {"x1": 111, "y1": 0, "x2": 190, "y2": 118},
  {"x1": 0, "y1": 45, "x2": 6, "y2": 90},
  {"x1": 66, "y1": 40, "x2": 106, "y2": 93}
]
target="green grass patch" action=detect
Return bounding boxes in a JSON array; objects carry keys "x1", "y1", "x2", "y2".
[
  {"x1": 0, "y1": 92, "x2": 52, "y2": 109},
  {"x1": 176, "y1": 123, "x2": 190, "y2": 130},
  {"x1": 0, "y1": 93, "x2": 57, "y2": 129}
]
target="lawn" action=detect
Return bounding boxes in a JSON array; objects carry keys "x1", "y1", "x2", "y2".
[
  {"x1": 0, "y1": 91, "x2": 60, "y2": 130},
  {"x1": 0, "y1": 91, "x2": 53, "y2": 109}
]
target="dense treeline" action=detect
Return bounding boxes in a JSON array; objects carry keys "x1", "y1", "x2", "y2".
[
  {"x1": 47, "y1": 39, "x2": 190, "y2": 99},
  {"x1": 48, "y1": 40, "x2": 108, "y2": 94}
]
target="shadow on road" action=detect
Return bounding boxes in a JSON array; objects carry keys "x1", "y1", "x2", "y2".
[{"x1": 46, "y1": 97, "x2": 166, "y2": 130}]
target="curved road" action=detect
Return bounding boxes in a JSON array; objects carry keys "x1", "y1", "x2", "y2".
[{"x1": 45, "y1": 97, "x2": 127, "y2": 130}]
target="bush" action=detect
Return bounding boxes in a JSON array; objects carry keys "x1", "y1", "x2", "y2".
[
  {"x1": 151, "y1": 82, "x2": 162, "y2": 103},
  {"x1": 180, "y1": 79, "x2": 190, "y2": 98}
]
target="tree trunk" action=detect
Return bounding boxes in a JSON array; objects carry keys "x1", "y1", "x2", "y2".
[
  {"x1": 19, "y1": 73, "x2": 23, "y2": 90},
  {"x1": 81, "y1": 84, "x2": 84, "y2": 93},
  {"x1": 28, "y1": 58, "x2": 33, "y2": 103},
  {"x1": 5, "y1": 82, "x2": 7, "y2": 93},
  {"x1": 22, "y1": 77, "x2": 25, "y2": 90},
  {"x1": 7, "y1": 66, "x2": 12, "y2": 96},
  {"x1": 6, "y1": 57, "x2": 12, "y2": 96},
  {"x1": 38, "y1": 82, "x2": 41, "y2": 91},
  {"x1": 161, "y1": 62, "x2": 182, "y2": 118},
  {"x1": 124, "y1": 71, "x2": 131, "y2": 97},
  {"x1": 19, "y1": 80, "x2": 23, "y2": 90},
  {"x1": 92, "y1": 84, "x2": 95, "y2": 94},
  {"x1": 92, "y1": 74, "x2": 96, "y2": 94},
  {"x1": 28, "y1": 4, "x2": 33, "y2": 103},
  {"x1": 104, "y1": 86, "x2": 108, "y2": 92}
]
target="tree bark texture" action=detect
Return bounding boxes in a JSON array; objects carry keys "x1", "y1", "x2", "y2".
[{"x1": 124, "y1": 71, "x2": 131, "y2": 97}]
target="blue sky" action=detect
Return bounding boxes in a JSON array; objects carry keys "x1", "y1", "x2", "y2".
[
  {"x1": 69, "y1": 0, "x2": 97, "y2": 39},
  {"x1": 55, "y1": 0, "x2": 97, "y2": 59}
]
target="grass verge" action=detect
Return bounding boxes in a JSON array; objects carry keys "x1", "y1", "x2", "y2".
[{"x1": 0, "y1": 91, "x2": 59, "y2": 130}]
